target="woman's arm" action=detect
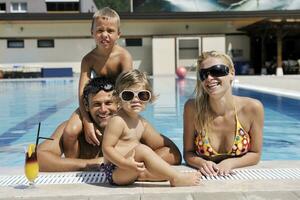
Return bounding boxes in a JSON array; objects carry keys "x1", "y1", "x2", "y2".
[
  {"x1": 217, "y1": 99, "x2": 264, "y2": 175},
  {"x1": 183, "y1": 99, "x2": 218, "y2": 176}
]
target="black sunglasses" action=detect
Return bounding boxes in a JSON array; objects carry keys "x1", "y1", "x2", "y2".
[
  {"x1": 99, "y1": 83, "x2": 114, "y2": 92},
  {"x1": 119, "y1": 90, "x2": 151, "y2": 102},
  {"x1": 199, "y1": 64, "x2": 229, "y2": 81}
]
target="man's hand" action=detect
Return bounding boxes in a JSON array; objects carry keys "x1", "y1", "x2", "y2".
[
  {"x1": 84, "y1": 157, "x2": 104, "y2": 171},
  {"x1": 83, "y1": 122, "x2": 101, "y2": 146}
]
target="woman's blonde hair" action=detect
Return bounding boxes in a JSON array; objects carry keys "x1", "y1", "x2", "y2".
[
  {"x1": 115, "y1": 69, "x2": 157, "y2": 103},
  {"x1": 91, "y1": 7, "x2": 120, "y2": 32},
  {"x1": 194, "y1": 51, "x2": 234, "y2": 132}
]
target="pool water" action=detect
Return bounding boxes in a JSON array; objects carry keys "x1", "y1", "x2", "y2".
[{"x1": 0, "y1": 77, "x2": 300, "y2": 167}]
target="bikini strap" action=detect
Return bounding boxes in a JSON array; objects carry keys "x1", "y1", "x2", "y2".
[{"x1": 234, "y1": 103, "x2": 242, "y2": 129}]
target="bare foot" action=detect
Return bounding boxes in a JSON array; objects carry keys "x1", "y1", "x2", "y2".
[{"x1": 170, "y1": 171, "x2": 202, "y2": 187}]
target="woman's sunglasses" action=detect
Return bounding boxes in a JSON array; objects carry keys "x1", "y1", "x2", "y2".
[
  {"x1": 119, "y1": 90, "x2": 151, "y2": 102},
  {"x1": 199, "y1": 64, "x2": 230, "y2": 81}
]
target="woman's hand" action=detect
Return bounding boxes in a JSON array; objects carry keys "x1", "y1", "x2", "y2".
[
  {"x1": 216, "y1": 159, "x2": 233, "y2": 176},
  {"x1": 198, "y1": 160, "x2": 219, "y2": 176}
]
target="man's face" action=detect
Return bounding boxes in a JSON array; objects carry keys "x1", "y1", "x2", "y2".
[{"x1": 86, "y1": 90, "x2": 117, "y2": 129}]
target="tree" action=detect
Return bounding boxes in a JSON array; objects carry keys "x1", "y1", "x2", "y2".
[{"x1": 93, "y1": 0, "x2": 130, "y2": 12}]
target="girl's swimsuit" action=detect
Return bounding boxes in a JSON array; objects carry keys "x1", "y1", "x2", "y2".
[{"x1": 194, "y1": 111, "x2": 250, "y2": 158}]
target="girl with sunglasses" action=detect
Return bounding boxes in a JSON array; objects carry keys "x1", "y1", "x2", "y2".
[
  {"x1": 102, "y1": 69, "x2": 201, "y2": 186},
  {"x1": 183, "y1": 51, "x2": 264, "y2": 177}
]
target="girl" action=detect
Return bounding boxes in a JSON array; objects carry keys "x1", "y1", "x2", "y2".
[{"x1": 102, "y1": 69, "x2": 201, "y2": 186}]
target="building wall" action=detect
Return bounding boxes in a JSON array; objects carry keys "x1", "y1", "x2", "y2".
[
  {"x1": 0, "y1": 19, "x2": 252, "y2": 75},
  {"x1": 0, "y1": 0, "x2": 46, "y2": 13},
  {"x1": 80, "y1": 0, "x2": 97, "y2": 13},
  {"x1": 152, "y1": 37, "x2": 176, "y2": 75},
  {"x1": 119, "y1": 37, "x2": 153, "y2": 74},
  {"x1": 226, "y1": 35, "x2": 250, "y2": 62},
  {"x1": 0, "y1": 38, "x2": 94, "y2": 73}
]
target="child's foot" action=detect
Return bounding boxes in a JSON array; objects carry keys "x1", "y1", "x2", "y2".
[{"x1": 170, "y1": 171, "x2": 202, "y2": 187}]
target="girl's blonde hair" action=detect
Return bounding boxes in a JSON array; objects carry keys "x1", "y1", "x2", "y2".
[
  {"x1": 194, "y1": 51, "x2": 234, "y2": 132},
  {"x1": 115, "y1": 69, "x2": 157, "y2": 103},
  {"x1": 91, "y1": 7, "x2": 120, "y2": 32}
]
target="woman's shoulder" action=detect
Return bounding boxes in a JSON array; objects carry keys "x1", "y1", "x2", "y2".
[
  {"x1": 184, "y1": 98, "x2": 196, "y2": 114},
  {"x1": 184, "y1": 98, "x2": 196, "y2": 108},
  {"x1": 235, "y1": 96, "x2": 264, "y2": 113}
]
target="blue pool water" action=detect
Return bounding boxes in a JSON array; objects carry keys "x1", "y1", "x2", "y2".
[{"x1": 0, "y1": 77, "x2": 300, "y2": 167}]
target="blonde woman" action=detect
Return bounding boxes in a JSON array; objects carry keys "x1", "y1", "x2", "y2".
[{"x1": 183, "y1": 51, "x2": 264, "y2": 176}]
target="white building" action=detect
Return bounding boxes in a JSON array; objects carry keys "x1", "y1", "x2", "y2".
[{"x1": 0, "y1": 0, "x2": 299, "y2": 76}]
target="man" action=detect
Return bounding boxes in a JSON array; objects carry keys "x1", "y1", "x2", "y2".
[{"x1": 38, "y1": 77, "x2": 181, "y2": 172}]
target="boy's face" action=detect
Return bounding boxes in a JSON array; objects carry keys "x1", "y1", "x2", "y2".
[
  {"x1": 86, "y1": 90, "x2": 117, "y2": 130},
  {"x1": 92, "y1": 17, "x2": 120, "y2": 49}
]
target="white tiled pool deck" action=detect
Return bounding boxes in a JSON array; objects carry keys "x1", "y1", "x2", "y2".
[
  {"x1": 1, "y1": 161, "x2": 300, "y2": 200},
  {"x1": 1, "y1": 75, "x2": 300, "y2": 199}
]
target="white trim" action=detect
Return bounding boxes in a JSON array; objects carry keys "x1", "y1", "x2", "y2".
[{"x1": 45, "y1": 0, "x2": 79, "y2": 2}]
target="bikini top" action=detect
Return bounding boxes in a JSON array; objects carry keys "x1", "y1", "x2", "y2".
[{"x1": 194, "y1": 111, "x2": 250, "y2": 158}]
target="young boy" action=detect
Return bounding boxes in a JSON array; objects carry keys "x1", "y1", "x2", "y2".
[
  {"x1": 101, "y1": 70, "x2": 201, "y2": 186},
  {"x1": 63, "y1": 7, "x2": 132, "y2": 156}
]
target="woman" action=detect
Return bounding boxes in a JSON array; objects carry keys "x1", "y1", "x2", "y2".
[{"x1": 183, "y1": 51, "x2": 264, "y2": 176}]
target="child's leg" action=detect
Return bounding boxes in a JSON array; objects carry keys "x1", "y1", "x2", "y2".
[
  {"x1": 133, "y1": 144, "x2": 201, "y2": 186},
  {"x1": 112, "y1": 167, "x2": 139, "y2": 186},
  {"x1": 62, "y1": 109, "x2": 82, "y2": 158}
]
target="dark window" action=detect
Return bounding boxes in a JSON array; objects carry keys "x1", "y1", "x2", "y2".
[
  {"x1": 125, "y1": 38, "x2": 142, "y2": 47},
  {"x1": 37, "y1": 39, "x2": 54, "y2": 48},
  {"x1": 7, "y1": 40, "x2": 24, "y2": 48},
  {"x1": 0, "y1": 3, "x2": 6, "y2": 12},
  {"x1": 46, "y1": 2, "x2": 79, "y2": 11}
]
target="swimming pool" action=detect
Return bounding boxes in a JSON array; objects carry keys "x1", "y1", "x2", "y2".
[{"x1": 0, "y1": 77, "x2": 300, "y2": 167}]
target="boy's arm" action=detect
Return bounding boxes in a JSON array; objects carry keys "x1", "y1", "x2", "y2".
[
  {"x1": 38, "y1": 121, "x2": 103, "y2": 172},
  {"x1": 120, "y1": 48, "x2": 133, "y2": 72},
  {"x1": 78, "y1": 57, "x2": 99, "y2": 145}
]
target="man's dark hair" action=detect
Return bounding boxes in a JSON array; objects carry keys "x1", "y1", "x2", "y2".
[{"x1": 83, "y1": 77, "x2": 115, "y2": 104}]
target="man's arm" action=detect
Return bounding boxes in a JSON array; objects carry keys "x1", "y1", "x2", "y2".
[
  {"x1": 141, "y1": 119, "x2": 182, "y2": 165},
  {"x1": 37, "y1": 121, "x2": 103, "y2": 172}
]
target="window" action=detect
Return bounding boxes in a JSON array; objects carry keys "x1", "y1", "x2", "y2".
[
  {"x1": 37, "y1": 39, "x2": 55, "y2": 48},
  {"x1": 10, "y1": 2, "x2": 27, "y2": 13},
  {"x1": 125, "y1": 38, "x2": 142, "y2": 47},
  {"x1": 178, "y1": 39, "x2": 199, "y2": 59},
  {"x1": 46, "y1": 2, "x2": 79, "y2": 12},
  {"x1": 0, "y1": 3, "x2": 6, "y2": 13},
  {"x1": 7, "y1": 40, "x2": 24, "y2": 48}
]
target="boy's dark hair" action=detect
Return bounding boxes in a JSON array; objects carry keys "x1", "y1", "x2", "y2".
[{"x1": 83, "y1": 77, "x2": 115, "y2": 104}]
